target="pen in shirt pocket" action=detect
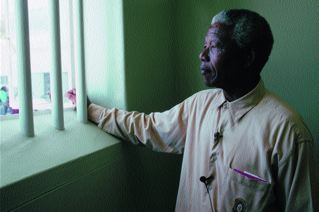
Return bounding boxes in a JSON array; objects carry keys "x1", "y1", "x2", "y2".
[{"x1": 232, "y1": 168, "x2": 270, "y2": 184}]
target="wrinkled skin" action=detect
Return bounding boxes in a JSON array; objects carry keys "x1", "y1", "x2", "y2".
[{"x1": 199, "y1": 23, "x2": 259, "y2": 101}]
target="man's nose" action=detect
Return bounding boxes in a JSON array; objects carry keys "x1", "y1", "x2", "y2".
[{"x1": 199, "y1": 48, "x2": 209, "y2": 62}]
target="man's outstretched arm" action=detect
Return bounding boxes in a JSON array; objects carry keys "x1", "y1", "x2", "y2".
[{"x1": 87, "y1": 100, "x2": 190, "y2": 154}]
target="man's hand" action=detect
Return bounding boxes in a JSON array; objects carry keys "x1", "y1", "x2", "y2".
[{"x1": 66, "y1": 88, "x2": 92, "y2": 110}]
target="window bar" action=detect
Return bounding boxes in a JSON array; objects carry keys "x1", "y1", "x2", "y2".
[
  {"x1": 15, "y1": 0, "x2": 34, "y2": 137},
  {"x1": 4, "y1": 0, "x2": 15, "y2": 109},
  {"x1": 69, "y1": 0, "x2": 76, "y2": 89},
  {"x1": 74, "y1": 0, "x2": 87, "y2": 123},
  {"x1": 49, "y1": 0, "x2": 64, "y2": 130}
]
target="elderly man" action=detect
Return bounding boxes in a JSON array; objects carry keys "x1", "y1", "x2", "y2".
[{"x1": 88, "y1": 9, "x2": 318, "y2": 212}]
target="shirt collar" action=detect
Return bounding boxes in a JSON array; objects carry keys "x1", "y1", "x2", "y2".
[
  {"x1": 215, "y1": 89, "x2": 227, "y2": 108},
  {"x1": 216, "y1": 80, "x2": 266, "y2": 123}
]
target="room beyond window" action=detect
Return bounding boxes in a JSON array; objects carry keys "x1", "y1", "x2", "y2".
[{"x1": 0, "y1": 0, "x2": 75, "y2": 116}]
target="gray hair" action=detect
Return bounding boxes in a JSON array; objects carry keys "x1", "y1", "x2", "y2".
[{"x1": 211, "y1": 9, "x2": 274, "y2": 72}]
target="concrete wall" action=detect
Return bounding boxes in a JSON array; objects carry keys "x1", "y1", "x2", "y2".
[
  {"x1": 84, "y1": 0, "x2": 126, "y2": 109},
  {"x1": 123, "y1": 0, "x2": 178, "y2": 113},
  {"x1": 83, "y1": 0, "x2": 182, "y2": 211},
  {"x1": 4, "y1": 144, "x2": 181, "y2": 211}
]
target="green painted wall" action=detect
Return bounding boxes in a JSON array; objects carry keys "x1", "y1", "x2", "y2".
[
  {"x1": 84, "y1": 0, "x2": 126, "y2": 109},
  {"x1": 174, "y1": 0, "x2": 319, "y2": 143},
  {"x1": 3, "y1": 144, "x2": 180, "y2": 211},
  {"x1": 83, "y1": 0, "x2": 182, "y2": 211},
  {"x1": 123, "y1": 0, "x2": 178, "y2": 113}
]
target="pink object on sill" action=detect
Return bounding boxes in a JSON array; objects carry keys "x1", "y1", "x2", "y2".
[
  {"x1": 66, "y1": 88, "x2": 76, "y2": 105},
  {"x1": 11, "y1": 109, "x2": 19, "y2": 114}
]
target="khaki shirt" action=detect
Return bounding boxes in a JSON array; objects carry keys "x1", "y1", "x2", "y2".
[{"x1": 88, "y1": 81, "x2": 319, "y2": 212}]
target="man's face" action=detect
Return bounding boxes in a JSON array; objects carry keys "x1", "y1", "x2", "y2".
[{"x1": 199, "y1": 24, "x2": 244, "y2": 88}]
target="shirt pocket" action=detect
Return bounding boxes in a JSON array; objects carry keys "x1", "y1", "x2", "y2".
[{"x1": 219, "y1": 164, "x2": 273, "y2": 211}]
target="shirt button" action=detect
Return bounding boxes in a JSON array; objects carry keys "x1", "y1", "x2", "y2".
[
  {"x1": 237, "y1": 204, "x2": 243, "y2": 212},
  {"x1": 233, "y1": 198, "x2": 246, "y2": 212}
]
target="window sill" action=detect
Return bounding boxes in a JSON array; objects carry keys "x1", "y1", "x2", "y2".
[
  {"x1": 0, "y1": 110, "x2": 120, "y2": 188},
  {"x1": 0, "y1": 104, "x2": 74, "y2": 121}
]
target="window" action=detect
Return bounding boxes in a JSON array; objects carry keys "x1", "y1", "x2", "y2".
[{"x1": 0, "y1": 0, "x2": 75, "y2": 115}]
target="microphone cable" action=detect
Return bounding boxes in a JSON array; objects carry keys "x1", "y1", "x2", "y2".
[{"x1": 200, "y1": 176, "x2": 214, "y2": 212}]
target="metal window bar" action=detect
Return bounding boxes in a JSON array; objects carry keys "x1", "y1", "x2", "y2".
[
  {"x1": 15, "y1": 0, "x2": 34, "y2": 137},
  {"x1": 49, "y1": 0, "x2": 64, "y2": 130},
  {"x1": 14, "y1": 0, "x2": 89, "y2": 136},
  {"x1": 74, "y1": 0, "x2": 87, "y2": 123}
]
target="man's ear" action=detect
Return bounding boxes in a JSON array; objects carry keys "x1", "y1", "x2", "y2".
[{"x1": 245, "y1": 49, "x2": 255, "y2": 69}]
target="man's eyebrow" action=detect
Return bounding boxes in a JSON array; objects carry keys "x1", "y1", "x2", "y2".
[
  {"x1": 203, "y1": 37, "x2": 210, "y2": 46},
  {"x1": 205, "y1": 36, "x2": 221, "y2": 46}
]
